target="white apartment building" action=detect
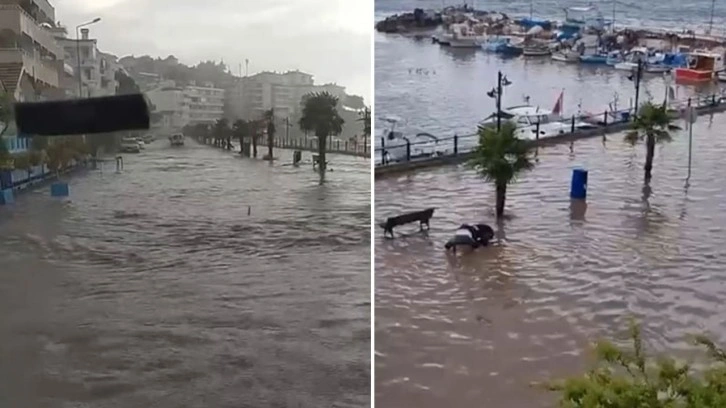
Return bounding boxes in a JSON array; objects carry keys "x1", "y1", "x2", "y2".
[
  {"x1": 0, "y1": 0, "x2": 64, "y2": 101},
  {"x1": 55, "y1": 28, "x2": 118, "y2": 98},
  {"x1": 226, "y1": 70, "x2": 348, "y2": 121},
  {"x1": 146, "y1": 81, "x2": 225, "y2": 132}
]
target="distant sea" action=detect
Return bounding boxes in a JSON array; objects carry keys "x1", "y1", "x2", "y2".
[{"x1": 375, "y1": 0, "x2": 725, "y2": 32}]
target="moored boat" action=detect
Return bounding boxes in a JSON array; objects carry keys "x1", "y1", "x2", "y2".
[
  {"x1": 674, "y1": 50, "x2": 725, "y2": 82},
  {"x1": 579, "y1": 53, "x2": 608, "y2": 64},
  {"x1": 523, "y1": 45, "x2": 551, "y2": 57}
]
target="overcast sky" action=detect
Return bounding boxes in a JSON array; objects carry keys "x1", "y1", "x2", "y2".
[{"x1": 55, "y1": 0, "x2": 371, "y2": 102}]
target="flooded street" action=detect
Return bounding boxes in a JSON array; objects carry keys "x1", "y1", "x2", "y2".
[
  {"x1": 375, "y1": 113, "x2": 726, "y2": 407},
  {"x1": 0, "y1": 140, "x2": 370, "y2": 407}
]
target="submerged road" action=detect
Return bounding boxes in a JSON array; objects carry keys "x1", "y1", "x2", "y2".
[{"x1": 0, "y1": 139, "x2": 371, "y2": 407}]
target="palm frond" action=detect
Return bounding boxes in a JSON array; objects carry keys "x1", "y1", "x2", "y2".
[
  {"x1": 468, "y1": 122, "x2": 534, "y2": 186},
  {"x1": 624, "y1": 130, "x2": 641, "y2": 145}
]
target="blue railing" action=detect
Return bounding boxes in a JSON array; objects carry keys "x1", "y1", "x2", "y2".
[{"x1": 374, "y1": 93, "x2": 724, "y2": 166}]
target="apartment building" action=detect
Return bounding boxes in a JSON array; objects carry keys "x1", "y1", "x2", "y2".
[
  {"x1": 0, "y1": 0, "x2": 64, "y2": 101},
  {"x1": 55, "y1": 28, "x2": 118, "y2": 98},
  {"x1": 145, "y1": 81, "x2": 225, "y2": 132},
  {"x1": 226, "y1": 70, "x2": 348, "y2": 121}
]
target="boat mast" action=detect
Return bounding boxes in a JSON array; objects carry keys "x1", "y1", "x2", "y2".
[
  {"x1": 612, "y1": 0, "x2": 616, "y2": 33},
  {"x1": 530, "y1": 0, "x2": 533, "y2": 18},
  {"x1": 708, "y1": 0, "x2": 716, "y2": 35}
]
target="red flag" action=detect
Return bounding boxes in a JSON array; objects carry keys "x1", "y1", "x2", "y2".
[{"x1": 552, "y1": 90, "x2": 564, "y2": 115}]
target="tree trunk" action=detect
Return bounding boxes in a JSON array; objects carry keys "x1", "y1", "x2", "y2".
[
  {"x1": 644, "y1": 133, "x2": 655, "y2": 182},
  {"x1": 317, "y1": 133, "x2": 327, "y2": 179},
  {"x1": 267, "y1": 133, "x2": 273, "y2": 159},
  {"x1": 495, "y1": 182, "x2": 507, "y2": 219},
  {"x1": 252, "y1": 136, "x2": 258, "y2": 158}
]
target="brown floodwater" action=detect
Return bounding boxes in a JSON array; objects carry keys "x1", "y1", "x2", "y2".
[
  {"x1": 0, "y1": 141, "x2": 370, "y2": 407},
  {"x1": 375, "y1": 114, "x2": 726, "y2": 407}
]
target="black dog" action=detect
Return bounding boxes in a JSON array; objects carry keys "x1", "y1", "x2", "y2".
[{"x1": 445, "y1": 224, "x2": 494, "y2": 251}]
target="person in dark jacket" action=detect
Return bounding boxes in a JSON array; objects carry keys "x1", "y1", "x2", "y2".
[{"x1": 445, "y1": 223, "x2": 495, "y2": 251}]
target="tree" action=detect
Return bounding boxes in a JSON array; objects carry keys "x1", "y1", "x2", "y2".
[
  {"x1": 249, "y1": 119, "x2": 261, "y2": 158},
  {"x1": 0, "y1": 91, "x2": 14, "y2": 138},
  {"x1": 232, "y1": 119, "x2": 249, "y2": 156},
  {"x1": 264, "y1": 109, "x2": 276, "y2": 160},
  {"x1": 548, "y1": 320, "x2": 726, "y2": 408},
  {"x1": 298, "y1": 92, "x2": 344, "y2": 179},
  {"x1": 468, "y1": 122, "x2": 534, "y2": 219},
  {"x1": 625, "y1": 102, "x2": 679, "y2": 182},
  {"x1": 115, "y1": 70, "x2": 140, "y2": 95}
]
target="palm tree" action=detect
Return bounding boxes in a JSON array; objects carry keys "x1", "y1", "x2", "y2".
[
  {"x1": 357, "y1": 106, "x2": 371, "y2": 153},
  {"x1": 468, "y1": 122, "x2": 535, "y2": 219},
  {"x1": 264, "y1": 109, "x2": 275, "y2": 160},
  {"x1": 232, "y1": 119, "x2": 249, "y2": 156},
  {"x1": 298, "y1": 92, "x2": 344, "y2": 178},
  {"x1": 625, "y1": 101, "x2": 679, "y2": 182}
]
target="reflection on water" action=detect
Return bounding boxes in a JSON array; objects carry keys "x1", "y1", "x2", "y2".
[
  {"x1": 0, "y1": 141, "x2": 370, "y2": 407},
  {"x1": 375, "y1": 115, "x2": 726, "y2": 407}
]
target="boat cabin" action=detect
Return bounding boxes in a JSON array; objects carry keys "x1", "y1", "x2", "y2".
[
  {"x1": 674, "y1": 50, "x2": 724, "y2": 81},
  {"x1": 481, "y1": 105, "x2": 556, "y2": 127}
]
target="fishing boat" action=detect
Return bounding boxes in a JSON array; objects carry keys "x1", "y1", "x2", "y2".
[
  {"x1": 605, "y1": 51, "x2": 624, "y2": 66},
  {"x1": 481, "y1": 37, "x2": 509, "y2": 52},
  {"x1": 499, "y1": 42, "x2": 524, "y2": 56},
  {"x1": 523, "y1": 44, "x2": 551, "y2": 57},
  {"x1": 613, "y1": 47, "x2": 648, "y2": 71},
  {"x1": 447, "y1": 24, "x2": 482, "y2": 48},
  {"x1": 674, "y1": 50, "x2": 725, "y2": 82},
  {"x1": 579, "y1": 53, "x2": 608, "y2": 64},
  {"x1": 717, "y1": 71, "x2": 726, "y2": 82}
]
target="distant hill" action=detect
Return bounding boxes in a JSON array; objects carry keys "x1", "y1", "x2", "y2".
[{"x1": 118, "y1": 55, "x2": 235, "y2": 89}]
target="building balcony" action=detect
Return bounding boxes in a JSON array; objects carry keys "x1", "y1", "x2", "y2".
[
  {"x1": 0, "y1": 4, "x2": 62, "y2": 58},
  {"x1": 0, "y1": 47, "x2": 58, "y2": 86}
]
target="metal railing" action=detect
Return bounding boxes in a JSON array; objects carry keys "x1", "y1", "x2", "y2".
[{"x1": 375, "y1": 93, "x2": 725, "y2": 166}]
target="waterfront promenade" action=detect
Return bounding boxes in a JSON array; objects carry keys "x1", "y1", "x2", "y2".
[{"x1": 375, "y1": 92, "x2": 726, "y2": 176}]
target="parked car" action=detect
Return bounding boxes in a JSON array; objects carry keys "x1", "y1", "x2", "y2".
[{"x1": 121, "y1": 138, "x2": 141, "y2": 153}]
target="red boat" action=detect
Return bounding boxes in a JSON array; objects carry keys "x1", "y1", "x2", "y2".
[{"x1": 674, "y1": 51, "x2": 725, "y2": 82}]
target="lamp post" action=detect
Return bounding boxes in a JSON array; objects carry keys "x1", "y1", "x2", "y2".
[
  {"x1": 76, "y1": 17, "x2": 101, "y2": 98},
  {"x1": 627, "y1": 60, "x2": 643, "y2": 118},
  {"x1": 486, "y1": 71, "x2": 512, "y2": 131}
]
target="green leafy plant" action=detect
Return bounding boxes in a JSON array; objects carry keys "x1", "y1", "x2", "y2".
[
  {"x1": 299, "y1": 91, "x2": 344, "y2": 179},
  {"x1": 468, "y1": 121, "x2": 535, "y2": 219},
  {"x1": 625, "y1": 102, "x2": 680, "y2": 182},
  {"x1": 548, "y1": 320, "x2": 726, "y2": 407}
]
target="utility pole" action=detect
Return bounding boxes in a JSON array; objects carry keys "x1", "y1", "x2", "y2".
[{"x1": 486, "y1": 71, "x2": 511, "y2": 131}]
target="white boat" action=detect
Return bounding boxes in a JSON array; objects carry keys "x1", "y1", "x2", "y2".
[
  {"x1": 614, "y1": 47, "x2": 648, "y2": 71},
  {"x1": 378, "y1": 117, "x2": 445, "y2": 162},
  {"x1": 169, "y1": 133, "x2": 185, "y2": 147},
  {"x1": 718, "y1": 71, "x2": 726, "y2": 82},
  {"x1": 446, "y1": 23, "x2": 482, "y2": 48},
  {"x1": 479, "y1": 100, "x2": 592, "y2": 140}
]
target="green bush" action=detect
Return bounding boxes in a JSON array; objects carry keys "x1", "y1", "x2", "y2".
[{"x1": 548, "y1": 321, "x2": 726, "y2": 407}]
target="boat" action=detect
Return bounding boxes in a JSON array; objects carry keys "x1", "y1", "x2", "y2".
[
  {"x1": 523, "y1": 45, "x2": 551, "y2": 57},
  {"x1": 169, "y1": 133, "x2": 185, "y2": 147},
  {"x1": 613, "y1": 47, "x2": 648, "y2": 71},
  {"x1": 605, "y1": 51, "x2": 624, "y2": 66},
  {"x1": 718, "y1": 71, "x2": 726, "y2": 82},
  {"x1": 579, "y1": 53, "x2": 608, "y2": 64},
  {"x1": 499, "y1": 42, "x2": 523, "y2": 56},
  {"x1": 674, "y1": 50, "x2": 725, "y2": 82},
  {"x1": 481, "y1": 37, "x2": 509, "y2": 52},
  {"x1": 644, "y1": 64, "x2": 671, "y2": 74},
  {"x1": 378, "y1": 117, "x2": 446, "y2": 163},
  {"x1": 447, "y1": 24, "x2": 482, "y2": 48},
  {"x1": 479, "y1": 94, "x2": 594, "y2": 140},
  {"x1": 552, "y1": 49, "x2": 580, "y2": 62}
]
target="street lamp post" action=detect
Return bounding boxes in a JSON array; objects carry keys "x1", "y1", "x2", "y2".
[
  {"x1": 76, "y1": 17, "x2": 101, "y2": 98},
  {"x1": 486, "y1": 71, "x2": 512, "y2": 131},
  {"x1": 628, "y1": 60, "x2": 643, "y2": 117}
]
